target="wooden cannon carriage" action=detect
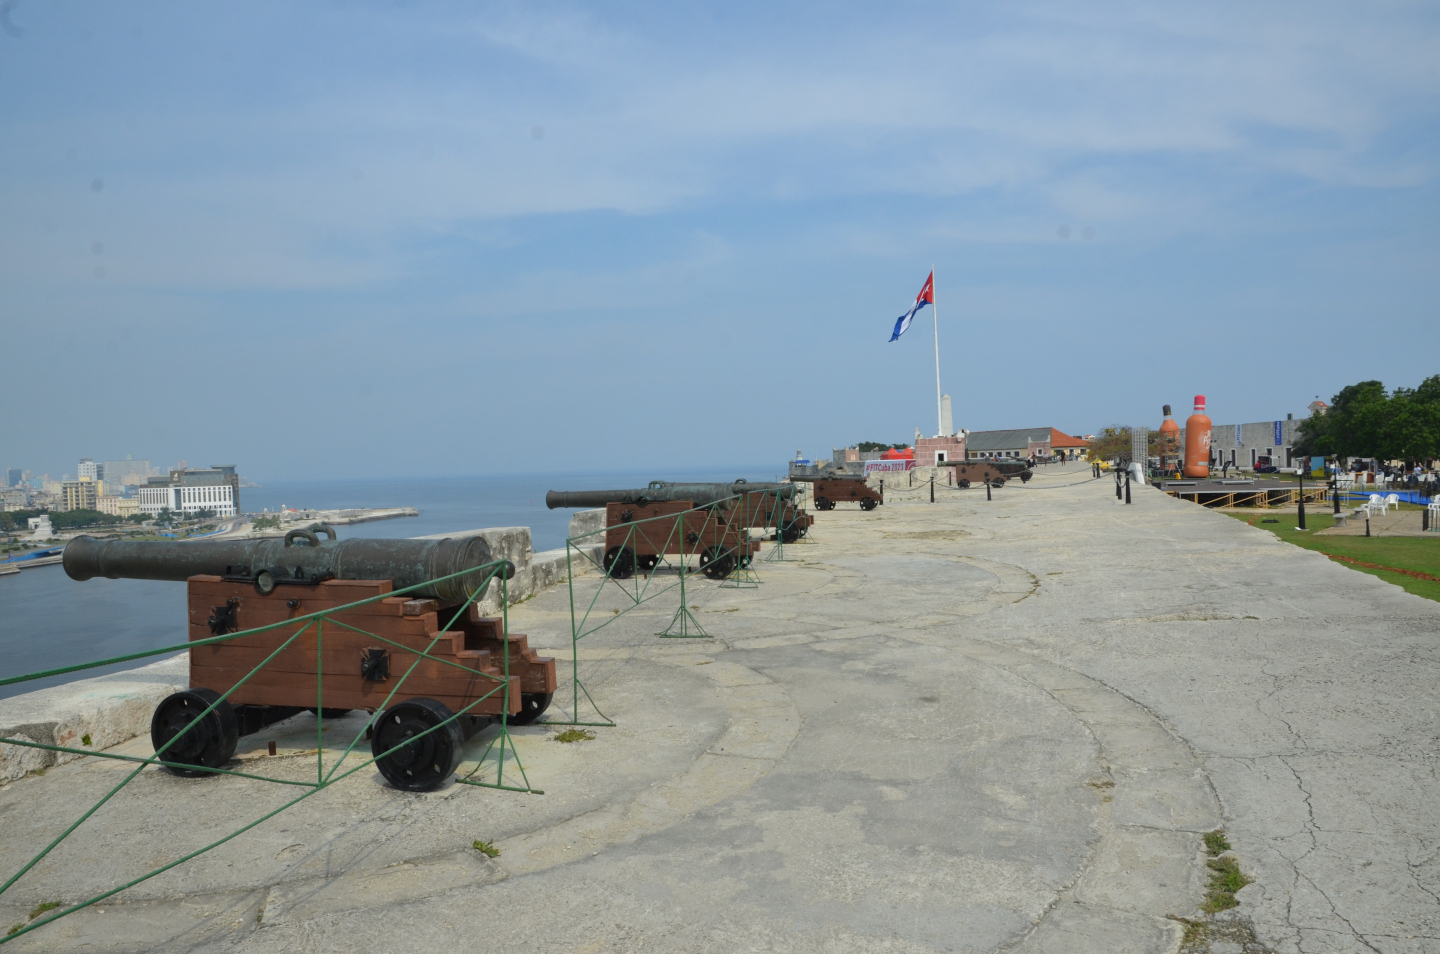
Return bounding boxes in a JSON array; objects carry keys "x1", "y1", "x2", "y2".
[
  {"x1": 941, "y1": 459, "x2": 1032, "y2": 488},
  {"x1": 65, "y1": 532, "x2": 556, "y2": 791},
  {"x1": 734, "y1": 491, "x2": 814, "y2": 543},
  {"x1": 546, "y1": 481, "x2": 799, "y2": 579},
  {"x1": 810, "y1": 477, "x2": 884, "y2": 511},
  {"x1": 601, "y1": 500, "x2": 762, "y2": 579}
]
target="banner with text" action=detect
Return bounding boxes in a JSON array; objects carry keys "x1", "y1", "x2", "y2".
[{"x1": 864, "y1": 459, "x2": 914, "y2": 474}]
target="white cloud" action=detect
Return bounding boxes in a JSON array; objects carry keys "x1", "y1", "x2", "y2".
[{"x1": 0, "y1": 1, "x2": 1436, "y2": 293}]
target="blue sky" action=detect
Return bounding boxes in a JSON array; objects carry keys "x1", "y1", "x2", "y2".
[{"x1": 2, "y1": 2, "x2": 1438, "y2": 480}]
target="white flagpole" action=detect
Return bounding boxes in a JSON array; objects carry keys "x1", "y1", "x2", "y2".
[{"x1": 932, "y1": 266, "x2": 942, "y2": 437}]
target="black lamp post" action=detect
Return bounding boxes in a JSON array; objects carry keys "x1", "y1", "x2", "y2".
[{"x1": 1297, "y1": 469, "x2": 1306, "y2": 530}]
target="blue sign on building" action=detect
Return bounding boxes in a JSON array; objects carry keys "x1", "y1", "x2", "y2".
[{"x1": 1274, "y1": 420, "x2": 1283, "y2": 445}]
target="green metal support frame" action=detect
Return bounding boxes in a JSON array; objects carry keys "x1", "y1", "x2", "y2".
[
  {"x1": 555, "y1": 500, "x2": 753, "y2": 727},
  {"x1": 763, "y1": 487, "x2": 796, "y2": 562},
  {"x1": 0, "y1": 558, "x2": 533, "y2": 945}
]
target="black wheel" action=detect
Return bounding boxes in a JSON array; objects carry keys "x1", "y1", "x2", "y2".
[
  {"x1": 700, "y1": 545, "x2": 736, "y2": 580},
  {"x1": 371, "y1": 697, "x2": 464, "y2": 792},
  {"x1": 957, "y1": 479, "x2": 971, "y2": 489},
  {"x1": 603, "y1": 545, "x2": 636, "y2": 580},
  {"x1": 815, "y1": 497, "x2": 832, "y2": 511},
  {"x1": 990, "y1": 478, "x2": 1006, "y2": 488},
  {"x1": 151, "y1": 688, "x2": 239, "y2": 777},
  {"x1": 308, "y1": 708, "x2": 352, "y2": 720},
  {"x1": 781, "y1": 524, "x2": 802, "y2": 543},
  {"x1": 1020, "y1": 472, "x2": 1032, "y2": 483},
  {"x1": 508, "y1": 692, "x2": 553, "y2": 726},
  {"x1": 637, "y1": 554, "x2": 659, "y2": 573},
  {"x1": 859, "y1": 497, "x2": 877, "y2": 511}
]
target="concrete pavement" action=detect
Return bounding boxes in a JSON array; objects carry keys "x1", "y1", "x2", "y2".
[{"x1": 1, "y1": 463, "x2": 1435, "y2": 952}]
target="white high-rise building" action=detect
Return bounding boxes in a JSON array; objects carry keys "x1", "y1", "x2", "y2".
[
  {"x1": 138, "y1": 465, "x2": 241, "y2": 518},
  {"x1": 78, "y1": 459, "x2": 103, "y2": 481}
]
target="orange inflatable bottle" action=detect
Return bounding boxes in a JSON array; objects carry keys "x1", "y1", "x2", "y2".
[
  {"x1": 1183, "y1": 395, "x2": 1211, "y2": 478},
  {"x1": 1159, "y1": 405, "x2": 1180, "y2": 472}
]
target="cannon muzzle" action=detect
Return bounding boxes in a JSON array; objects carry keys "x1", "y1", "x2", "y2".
[
  {"x1": 63, "y1": 530, "x2": 514, "y2": 602},
  {"x1": 545, "y1": 480, "x2": 794, "y2": 510}
]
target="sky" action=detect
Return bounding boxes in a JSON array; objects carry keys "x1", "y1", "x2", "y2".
[{"x1": 2, "y1": 1, "x2": 1438, "y2": 481}]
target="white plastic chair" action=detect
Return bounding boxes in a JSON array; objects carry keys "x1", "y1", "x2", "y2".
[
  {"x1": 1428, "y1": 500, "x2": 1440, "y2": 530},
  {"x1": 1366, "y1": 494, "x2": 1385, "y2": 518},
  {"x1": 1385, "y1": 493, "x2": 1400, "y2": 512}
]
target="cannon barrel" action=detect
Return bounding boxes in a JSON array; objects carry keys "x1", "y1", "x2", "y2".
[
  {"x1": 63, "y1": 531, "x2": 514, "y2": 602},
  {"x1": 545, "y1": 480, "x2": 794, "y2": 510}
]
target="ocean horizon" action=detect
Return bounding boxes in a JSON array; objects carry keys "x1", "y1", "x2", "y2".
[{"x1": 0, "y1": 465, "x2": 783, "y2": 700}]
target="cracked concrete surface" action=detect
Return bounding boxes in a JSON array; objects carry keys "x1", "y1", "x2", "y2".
[{"x1": 0, "y1": 462, "x2": 1433, "y2": 952}]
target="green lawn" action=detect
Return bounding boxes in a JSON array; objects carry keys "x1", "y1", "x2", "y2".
[{"x1": 1228, "y1": 511, "x2": 1440, "y2": 602}]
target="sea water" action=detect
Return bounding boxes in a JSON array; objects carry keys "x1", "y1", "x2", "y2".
[{"x1": 0, "y1": 467, "x2": 775, "y2": 700}]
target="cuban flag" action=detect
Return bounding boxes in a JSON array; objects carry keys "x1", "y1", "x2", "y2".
[{"x1": 888, "y1": 271, "x2": 933, "y2": 342}]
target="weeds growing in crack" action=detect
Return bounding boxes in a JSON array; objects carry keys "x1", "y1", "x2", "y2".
[
  {"x1": 1166, "y1": 915, "x2": 1207, "y2": 946},
  {"x1": 1200, "y1": 829, "x2": 1252, "y2": 913},
  {"x1": 1204, "y1": 856, "x2": 1251, "y2": 912},
  {"x1": 553, "y1": 729, "x2": 595, "y2": 743}
]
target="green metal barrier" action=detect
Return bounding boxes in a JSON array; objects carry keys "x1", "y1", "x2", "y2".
[
  {"x1": 0, "y1": 558, "x2": 530, "y2": 945},
  {"x1": 556, "y1": 499, "x2": 755, "y2": 727}
]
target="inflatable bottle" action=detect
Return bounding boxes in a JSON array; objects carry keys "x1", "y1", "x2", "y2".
[
  {"x1": 1183, "y1": 396, "x2": 1211, "y2": 478},
  {"x1": 1158, "y1": 405, "x2": 1180, "y2": 474}
]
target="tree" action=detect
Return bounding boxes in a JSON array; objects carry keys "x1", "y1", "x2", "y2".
[
  {"x1": 48, "y1": 509, "x2": 120, "y2": 530},
  {"x1": 1087, "y1": 426, "x2": 1131, "y2": 462},
  {"x1": 855, "y1": 441, "x2": 910, "y2": 453},
  {"x1": 0, "y1": 509, "x2": 41, "y2": 533},
  {"x1": 1295, "y1": 376, "x2": 1440, "y2": 464}
]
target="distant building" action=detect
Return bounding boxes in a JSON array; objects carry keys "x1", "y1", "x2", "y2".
[
  {"x1": 1188, "y1": 416, "x2": 1304, "y2": 471},
  {"x1": 2, "y1": 487, "x2": 30, "y2": 510},
  {"x1": 966, "y1": 428, "x2": 1089, "y2": 461},
  {"x1": 60, "y1": 478, "x2": 102, "y2": 513},
  {"x1": 27, "y1": 515, "x2": 55, "y2": 538},
  {"x1": 78, "y1": 459, "x2": 104, "y2": 481},
  {"x1": 914, "y1": 433, "x2": 967, "y2": 467},
  {"x1": 97, "y1": 496, "x2": 139, "y2": 517},
  {"x1": 1308, "y1": 400, "x2": 1328, "y2": 416},
  {"x1": 5, "y1": 468, "x2": 20, "y2": 488},
  {"x1": 139, "y1": 465, "x2": 241, "y2": 518},
  {"x1": 104, "y1": 457, "x2": 153, "y2": 489}
]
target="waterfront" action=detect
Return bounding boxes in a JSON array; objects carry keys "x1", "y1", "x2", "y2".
[{"x1": 0, "y1": 468, "x2": 773, "y2": 700}]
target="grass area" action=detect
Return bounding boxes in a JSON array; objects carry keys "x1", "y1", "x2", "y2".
[{"x1": 1228, "y1": 510, "x2": 1440, "y2": 602}]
